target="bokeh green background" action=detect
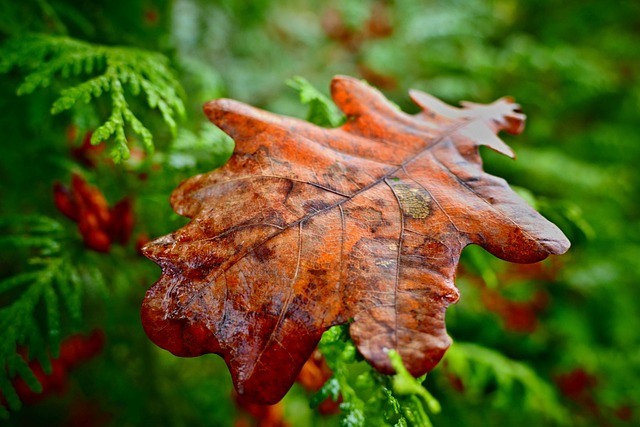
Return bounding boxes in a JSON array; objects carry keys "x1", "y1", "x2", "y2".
[{"x1": 1, "y1": 0, "x2": 638, "y2": 426}]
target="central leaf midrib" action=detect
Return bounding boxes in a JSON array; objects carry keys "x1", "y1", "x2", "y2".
[{"x1": 289, "y1": 118, "x2": 471, "y2": 225}]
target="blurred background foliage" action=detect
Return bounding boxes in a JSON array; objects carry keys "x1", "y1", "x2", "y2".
[{"x1": 0, "y1": 0, "x2": 638, "y2": 425}]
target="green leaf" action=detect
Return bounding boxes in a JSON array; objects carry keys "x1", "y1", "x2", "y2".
[
  {"x1": 56, "y1": 265, "x2": 83, "y2": 326},
  {"x1": 388, "y1": 350, "x2": 441, "y2": 414},
  {"x1": 43, "y1": 285, "x2": 61, "y2": 357},
  {"x1": 0, "y1": 367, "x2": 21, "y2": 412},
  {"x1": 318, "y1": 326, "x2": 440, "y2": 427},
  {"x1": 7, "y1": 353, "x2": 42, "y2": 394},
  {"x1": 444, "y1": 343, "x2": 569, "y2": 423},
  {"x1": 0, "y1": 34, "x2": 185, "y2": 162},
  {"x1": 287, "y1": 76, "x2": 345, "y2": 128},
  {"x1": 0, "y1": 272, "x2": 40, "y2": 294},
  {"x1": 0, "y1": 215, "x2": 88, "y2": 414}
]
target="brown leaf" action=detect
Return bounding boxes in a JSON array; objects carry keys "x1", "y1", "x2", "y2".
[{"x1": 141, "y1": 75, "x2": 569, "y2": 404}]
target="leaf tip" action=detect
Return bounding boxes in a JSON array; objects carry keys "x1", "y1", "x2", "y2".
[
  {"x1": 330, "y1": 75, "x2": 383, "y2": 117},
  {"x1": 460, "y1": 97, "x2": 527, "y2": 135},
  {"x1": 330, "y1": 74, "x2": 362, "y2": 91},
  {"x1": 140, "y1": 233, "x2": 175, "y2": 262},
  {"x1": 203, "y1": 98, "x2": 270, "y2": 133},
  {"x1": 202, "y1": 98, "x2": 224, "y2": 119},
  {"x1": 548, "y1": 233, "x2": 571, "y2": 256},
  {"x1": 409, "y1": 89, "x2": 462, "y2": 119}
]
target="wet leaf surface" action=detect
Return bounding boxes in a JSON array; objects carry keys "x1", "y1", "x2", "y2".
[{"x1": 141, "y1": 76, "x2": 569, "y2": 404}]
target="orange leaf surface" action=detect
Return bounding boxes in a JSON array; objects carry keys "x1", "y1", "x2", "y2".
[{"x1": 141, "y1": 76, "x2": 569, "y2": 404}]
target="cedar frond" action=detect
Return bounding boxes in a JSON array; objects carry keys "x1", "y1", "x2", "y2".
[{"x1": 0, "y1": 34, "x2": 185, "y2": 162}]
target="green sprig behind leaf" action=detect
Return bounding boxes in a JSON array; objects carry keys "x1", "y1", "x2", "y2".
[
  {"x1": 388, "y1": 350, "x2": 441, "y2": 418},
  {"x1": 317, "y1": 325, "x2": 440, "y2": 427},
  {"x1": 0, "y1": 34, "x2": 185, "y2": 162},
  {"x1": 286, "y1": 76, "x2": 345, "y2": 128},
  {"x1": 0, "y1": 216, "x2": 99, "y2": 418},
  {"x1": 443, "y1": 342, "x2": 569, "y2": 423}
]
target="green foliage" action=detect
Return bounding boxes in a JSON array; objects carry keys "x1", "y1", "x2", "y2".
[
  {"x1": 317, "y1": 325, "x2": 440, "y2": 427},
  {"x1": 0, "y1": 34, "x2": 185, "y2": 161},
  {"x1": 1, "y1": 0, "x2": 639, "y2": 425},
  {"x1": 287, "y1": 76, "x2": 345, "y2": 127},
  {"x1": 164, "y1": 124, "x2": 234, "y2": 172},
  {"x1": 443, "y1": 343, "x2": 567, "y2": 423},
  {"x1": 0, "y1": 216, "x2": 88, "y2": 418}
]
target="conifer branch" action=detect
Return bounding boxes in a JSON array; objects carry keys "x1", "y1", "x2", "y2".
[
  {"x1": 444, "y1": 342, "x2": 570, "y2": 423},
  {"x1": 0, "y1": 34, "x2": 185, "y2": 162},
  {"x1": 0, "y1": 216, "x2": 99, "y2": 417}
]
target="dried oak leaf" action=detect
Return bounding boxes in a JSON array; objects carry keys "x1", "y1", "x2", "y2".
[{"x1": 141, "y1": 76, "x2": 569, "y2": 404}]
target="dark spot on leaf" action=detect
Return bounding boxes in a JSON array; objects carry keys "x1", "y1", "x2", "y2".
[{"x1": 253, "y1": 244, "x2": 274, "y2": 262}]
